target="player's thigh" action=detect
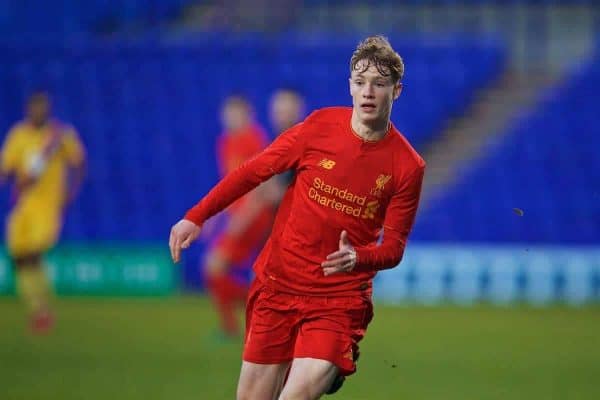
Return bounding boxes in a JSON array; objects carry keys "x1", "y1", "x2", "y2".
[
  {"x1": 294, "y1": 297, "x2": 373, "y2": 376},
  {"x1": 244, "y1": 278, "x2": 262, "y2": 340},
  {"x1": 5, "y1": 207, "x2": 58, "y2": 257},
  {"x1": 278, "y1": 358, "x2": 338, "y2": 400},
  {"x1": 29, "y1": 211, "x2": 61, "y2": 253},
  {"x1": 243, "y1": 287, "x2": 298, "y2": 365},
  {"x1": 6, "y1": 208, "x2": 30, "y2": 257},
  {"x1": 237, "y1": 361, "x2": 290, "y2": 400}
]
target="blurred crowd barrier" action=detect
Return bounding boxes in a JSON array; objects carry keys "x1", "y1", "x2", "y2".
[
  {"x1": 0, "y1": 244, "x2": 598, "y2": 305},
  {"x1": 0, "y1": 246, "x2": 173, "y2": 296},
  {"x1": 375, "y1": 245, "x2": 600, "y2": 305}
]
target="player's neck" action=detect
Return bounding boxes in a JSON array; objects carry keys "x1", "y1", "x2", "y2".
[
  {"x1": 27, "y1": 119, "x2": 48, "y2": 130},
  {"x1": 350, "y1": 113, "x2": 390, "y2": 142}
]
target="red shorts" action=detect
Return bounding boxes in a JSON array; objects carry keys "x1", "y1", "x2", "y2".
[
  {"x1": 243, "y1": 280, "x2": 373, "y2": 376},
  {"x1": 213, "y1": 207, "x2": 274, "y2": 266}
]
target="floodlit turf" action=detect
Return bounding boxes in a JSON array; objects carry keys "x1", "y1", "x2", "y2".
[{"x1": 1, "y1": 297, "x2": 599, "y2": 400}]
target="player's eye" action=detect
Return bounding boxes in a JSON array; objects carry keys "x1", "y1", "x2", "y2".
[{"x1": 355, "y1": 80, "x2": 364, "y2": 86}]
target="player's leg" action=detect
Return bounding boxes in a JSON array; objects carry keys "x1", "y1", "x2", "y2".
[
  {"x1": 204, "y1": 243, "x2": 242, "y2": 337},
  {"x1": 325, "y1": 348, "x2": 360, "y2": 395},
  {"x1": 12, "y1": 253, "x2": 50, "y2": 313},
  {"x1": 237, "y1": 361, "x2": 290, "y2": 400},
  {"x1": 240, "y1": 282, "x2": 298, "y2": 399},
  {"x1": 7, "y1": 208, "x2": 56, "y2": 332},
  {"x1": 277, "y1": 358, "x2": 338, "y2": 400},
  {"x1": 205, "y1": 208, "x2": 274, "y2": 337},
  {"x1": 283, "y1": 296, "x2": 373, "y2": 397}
]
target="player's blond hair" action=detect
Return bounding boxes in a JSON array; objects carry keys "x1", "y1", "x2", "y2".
[{"x1": 350, "y1": 36, "x2": 404, "y2": 84}]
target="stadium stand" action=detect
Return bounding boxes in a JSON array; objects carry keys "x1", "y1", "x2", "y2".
[
  {"x1": 412, "y1": 49, "x2": 600, "y2": 243},
  {"x1": 0, "y1": 36, "x2": 505, "y2": 241},
  {"x1": 0, "y1": 0, "x2": 193, "y2": 38}
]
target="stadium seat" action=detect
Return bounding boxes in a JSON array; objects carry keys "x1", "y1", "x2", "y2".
[
  {"x1": 412, "y1": 50, "x2": 600, "y2": 243},
  {"x1": 0, "y1": 35, "x2": 506, "y2": 241}
]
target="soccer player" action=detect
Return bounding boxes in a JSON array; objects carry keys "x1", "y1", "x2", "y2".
[
  {"x1": 1, "y1": 91, "x2": 86, "y2": 333},
  {"x1": 170, "y1": 36, "x2": 425, "y2": 399},
  {"x1": 203, "y1": 95, "x2": 275, "y2": 338},
  {"x1": 223, "y1": 88, "x2": 306, "y2": 236}
]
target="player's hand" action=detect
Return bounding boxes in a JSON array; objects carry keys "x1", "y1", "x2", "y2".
[
  {"x1": 321, "y1": 230, "x2": 357, "y2": 276},
  {"x1": 169, "y1": 219, "x2": 201, "y2": 263}
]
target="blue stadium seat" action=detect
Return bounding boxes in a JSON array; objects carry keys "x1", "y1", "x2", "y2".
[
  {"x1": 0, "y1": 35, "x2": 505, "y2": 241},
  {"x1": 413, "y1": 51, "x2": 600, "y2": 243}
]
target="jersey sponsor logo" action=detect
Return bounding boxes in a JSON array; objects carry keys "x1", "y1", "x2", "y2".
[
  {"x1": 361, "y1": 200, "x2": 380, "y2": 219},
  {"x1": 370, "y1": 174, "x2": 391, "y2": 197},
  {"x1": 317, "y1": 158, "x2": 336, "y2": 170},
  {"x1": 308, "y1": 176, "x2": 381, "y2": 220},
  {"x1": 308, "y1": 177, "x2": 366, "y2": 217}
]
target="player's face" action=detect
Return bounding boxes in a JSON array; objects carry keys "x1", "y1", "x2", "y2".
[
  {"x1": 27, "y1": 94, "x2": 50, "y2": 127},
  {"x1": 269, "y1": 91, "x2": 304, "y2": 132},
  {"x1": 349, "y1": 60, "x2": 401, "y2": 124},
  {"x1": 221, "y1": 101, "x2": 252, "y2": 133}
]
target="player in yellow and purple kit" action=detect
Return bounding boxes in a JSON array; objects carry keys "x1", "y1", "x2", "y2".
[{"x1": 1, "y1": 92, "x2": 86, "y2": 333}]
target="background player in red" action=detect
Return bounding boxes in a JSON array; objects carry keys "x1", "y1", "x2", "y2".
[
  {"x1": 170, "y1": 36, "x2": 425, "y2": 399},
  {"x1": 203, "y1": 95, "x2": 274, "y2": 338},
  {"x1": 223, "y1": 88, "x2": 306, "y2": 240}
]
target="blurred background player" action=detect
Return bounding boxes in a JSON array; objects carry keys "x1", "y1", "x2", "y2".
[
  {"x1": 206, "y1": 89, "x2": 305, "y2": 340},
  {"x1": 268, "y1": 88, "x2": 306, "y2": 189},
  {"x1": 203, "y1": 95, "x2": 274, "y2": 338},
  {"x1": 0, "y1": 91, "x2": 86, "y2": 333},
  {"x1": 224, "y1": 88, "x2": 306, "y2": 236},
  {"x1": 270, "y1": 88, "x2": 306, "y2": 141}
]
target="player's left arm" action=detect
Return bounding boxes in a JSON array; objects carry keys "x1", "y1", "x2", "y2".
[
  {"x1": 0, "y1": 126, "x2": 21, "y2": 186},
  {"x1": 322, "y1": 164, "x2": 425, "y2": 274},
  {"x1": 63, "y1": 127, "x2": 87, "y2": 204}
]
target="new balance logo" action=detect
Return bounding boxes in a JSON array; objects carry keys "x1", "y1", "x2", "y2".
[{"x1": 318, "y1": 158, "x2": 336, "y2": 170}]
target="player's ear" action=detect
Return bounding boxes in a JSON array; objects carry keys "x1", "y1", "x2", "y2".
[
  {"x1": 348, "y1": 77, "x2": 352, "y2": 96},
  {"x1": 393, "y1": 82, "x2": 402, "y2": 100}
]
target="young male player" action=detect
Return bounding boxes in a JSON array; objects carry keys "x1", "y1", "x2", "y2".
[
  {"x1": 1, "y1": 92, "x2": 86, "y2": 333},
  {"x1": 170, "y1": 36, "x2": 425, "y2": 399}
]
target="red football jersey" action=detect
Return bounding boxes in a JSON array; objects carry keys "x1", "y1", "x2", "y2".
[
  {"x1": 217, "y1": 124, "x2": 268, "y2": 176},
  {"x1": 216, "y1": 124, "x2": 268, "y2": 211},
  {"x1": 186, "y1": 107, "x2": 425, "y2": 296}
]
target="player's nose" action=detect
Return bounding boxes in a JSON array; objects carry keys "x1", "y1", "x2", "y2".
[{"x1": 362, "y1": 84, "x2": 375, "y2": 98}]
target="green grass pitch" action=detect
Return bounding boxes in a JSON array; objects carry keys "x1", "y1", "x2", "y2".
[{"x1": 1, "y1": 297, "x2": 599, "y2": 399}]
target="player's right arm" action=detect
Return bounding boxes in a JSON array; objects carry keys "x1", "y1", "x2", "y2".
[
  {"x1": 62, "y1": 127, "x2": 87, "y2": 205},
  {"x1": 169, "y1": 122, "x2": 307, "y2": 263}
]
